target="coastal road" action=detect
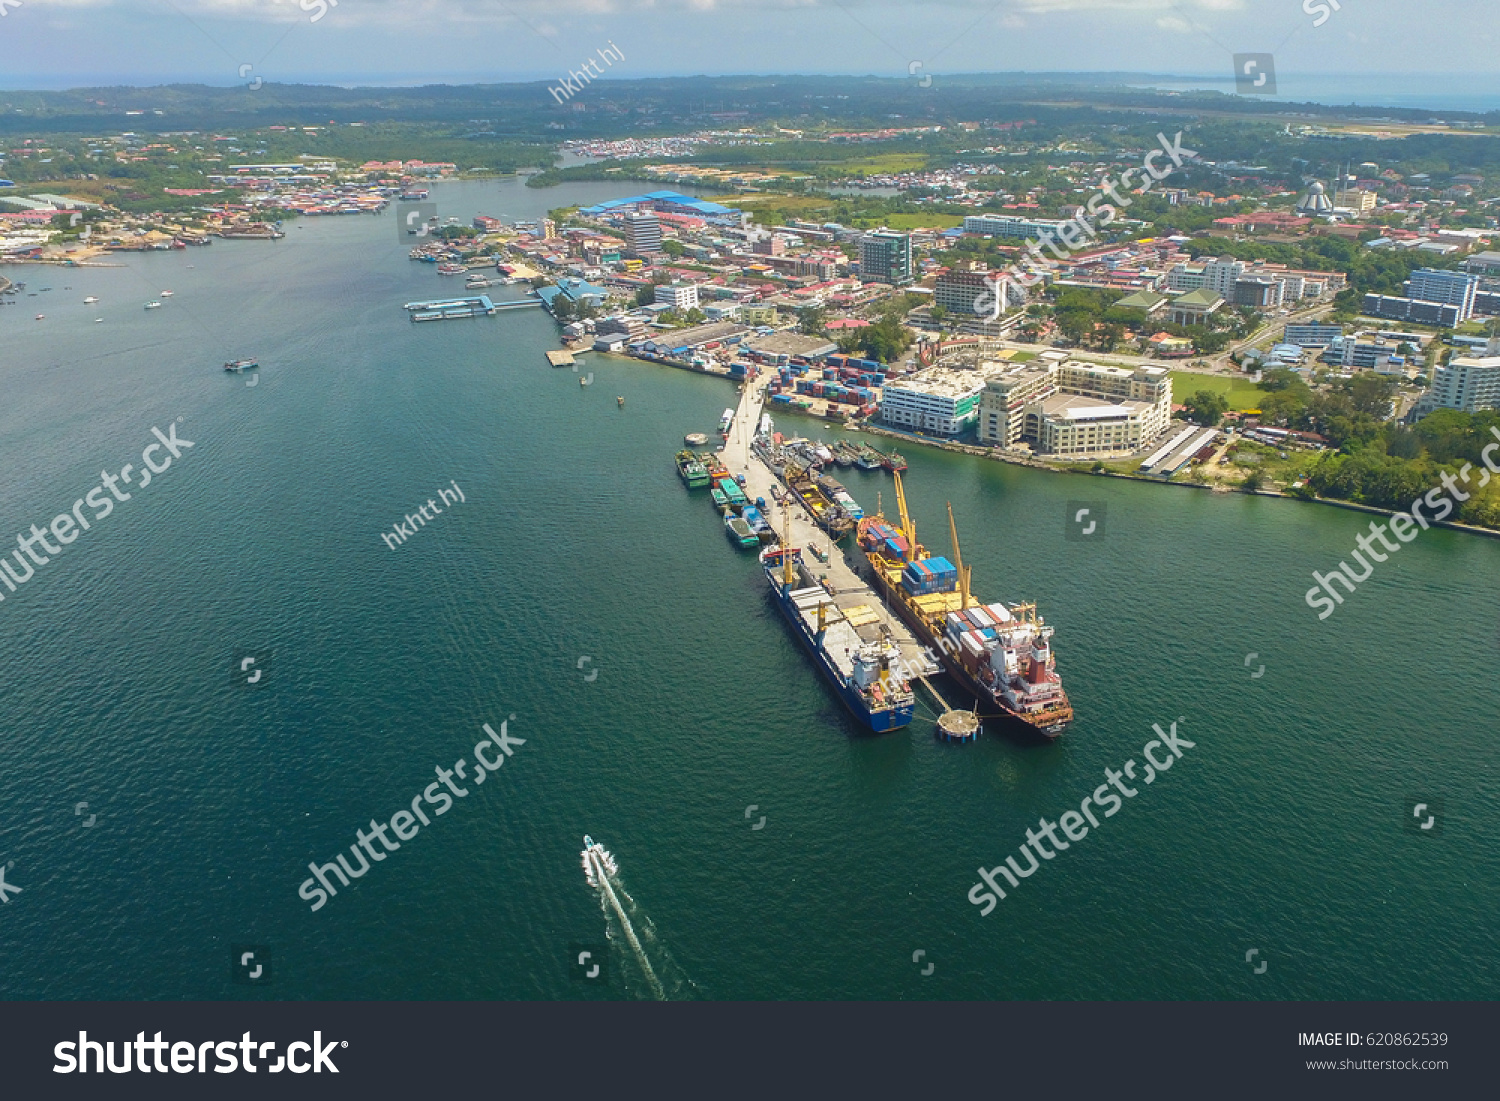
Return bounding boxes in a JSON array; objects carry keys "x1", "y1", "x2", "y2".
[{"x1": 716, "y1": 382, "x2": 942, "y2": 684}]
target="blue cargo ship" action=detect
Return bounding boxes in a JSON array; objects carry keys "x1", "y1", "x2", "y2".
[{"x1": 760, "y1": 545, "x2": 916, "y2": 733}]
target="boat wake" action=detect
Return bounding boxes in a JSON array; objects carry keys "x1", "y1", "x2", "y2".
[{"x1": 580, "y1": 836, "x2": 696, "y2": 1000}]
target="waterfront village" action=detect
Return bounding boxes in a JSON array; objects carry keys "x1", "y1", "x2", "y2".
[{"x1": 8, "y1": 127, "x2": 1500, "y2": 519}]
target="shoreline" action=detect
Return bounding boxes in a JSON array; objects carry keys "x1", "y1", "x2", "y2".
[{"x1": 851, "y1": 422, "x2": 1500, "y2": 541}]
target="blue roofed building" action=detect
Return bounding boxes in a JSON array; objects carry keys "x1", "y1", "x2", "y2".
[
  {"x1": 580, "y1": 190, "x2": 745, "y2": 226},
  {"x1": 537, "y1": 277, "x2": 607, "y2": 313}
]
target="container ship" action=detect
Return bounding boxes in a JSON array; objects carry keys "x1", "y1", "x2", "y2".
[
  {"x1": 760, "y1": 542, "x2": 915, "y2": 733},
  {"x1": 856, "y1": 473, "x2": 1072, "y2": 738}
]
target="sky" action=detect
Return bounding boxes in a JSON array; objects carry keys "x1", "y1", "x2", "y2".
[{"x1": 0, "y1": 0, "x2": 1497, "y2": 101}]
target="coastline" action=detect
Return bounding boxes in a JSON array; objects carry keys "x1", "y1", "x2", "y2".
[{"x1": 852, "y1": 422, "x2": 1500, "y2": 540}]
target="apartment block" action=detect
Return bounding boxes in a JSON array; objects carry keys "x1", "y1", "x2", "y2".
[{"x1": 977, "y1": 359, "x2": 1172, "y2": 457}]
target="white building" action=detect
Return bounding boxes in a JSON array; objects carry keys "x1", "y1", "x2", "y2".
[
  {"x1": 879, "y1": 368, "x2": 987, "y2": 436},
  {"x1": 978, "y1": 359, "x2": 1172, "y2": 457},
  {"x1": 654, "y1": 283, "x2": 700, "y2": 311},
  {"x1": 1418, "y1": 354, "x2": 1500, "y2": 415}
]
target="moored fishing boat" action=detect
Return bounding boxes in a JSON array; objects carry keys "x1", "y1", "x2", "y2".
[
  {"x1": 725, "y1": 513, "x2": 758, "y2": 548},
  {"x1": 676, "y1": 450, "x2": 711, "y2": 489}
]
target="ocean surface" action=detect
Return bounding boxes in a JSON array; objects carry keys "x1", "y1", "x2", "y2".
[{"x1": 0, "y1": 177, "x2": 1496, "y2": 1001}]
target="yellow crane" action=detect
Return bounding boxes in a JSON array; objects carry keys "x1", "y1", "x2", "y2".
[
  {"x1": 947, "y1": 502, "x2": 973, "y2": 611},
  {"x1": 892, "y1": 470, "x2": 918, "y2": 563}
]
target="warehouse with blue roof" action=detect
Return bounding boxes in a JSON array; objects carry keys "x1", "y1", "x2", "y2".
[{"x1": 580, "y1": 190, "x2": 744, "y2": 224}]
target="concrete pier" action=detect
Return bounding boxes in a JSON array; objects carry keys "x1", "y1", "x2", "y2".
[{"x1": 716, "y1": 381, "x2": 942, "y2": 684}]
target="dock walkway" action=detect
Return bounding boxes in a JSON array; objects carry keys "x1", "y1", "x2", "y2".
[{"x1": 717, "y1": 382, "x2": 941, "y2": 682}]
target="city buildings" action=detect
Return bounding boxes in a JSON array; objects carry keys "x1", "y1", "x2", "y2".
[
  {"x1": 858, "y1": 229, "x2": 913, "y2": 285},
  {"x1": 1169, "y1": 288, "x2": 1225, "y2": 327},
  {"x1": 1403, "y1": 267, "x2": 1480, "y2": 321},
  {"x1": 879, "y1": 367, "x2": 986, "y2": 435},
  {"x1": 976, "y1": 358, "x2": 1172, "y2": 457},
  {"x1": 623, "y1": 212, "x2": 663, "y2": 254},
  {"x1": 1361, "y1": 294, "x2": 1466, "y2": 327},
  {"x1": 654, "y1": 283, "x2": 700, "y2": 311},
  {"x1": 1417, "y1": 354, "x2": 1500, "y2": 414},
  {"x1": 934, "y1": 265, "x2": 995, "y2": 315},
  {"x1": 961, "y1": 214, "x2": 1066, "y2": 239},
  {"x1": 1283, "y1": 322, "x2": 1345, "y2": 347}
]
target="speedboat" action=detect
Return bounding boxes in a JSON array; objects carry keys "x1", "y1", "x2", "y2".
[
  {"x1": 83, "y1": 296, "x2": 98, "y2": 304},
  {"x1": 34, "y1": 313, "x2": 44, "y2": 320},
  {"x1": 224, "y1": 359, "x2": 259, "y2": 372},
  {"x1": 160, "y1": 290, "x2": 174, "y2": 297},
  {"x1": 144, "y1": 301, "x2": 162, "y2": 309}
]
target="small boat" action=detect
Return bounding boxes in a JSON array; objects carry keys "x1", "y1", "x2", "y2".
[
  {"x1": 741, "y1": 505, "x2": 777, "y2": 544},
  {"x1": 685, "y1": 432, "x2": 710, "y2": 446},
  {"x1": 719, "y1": 408, "x2": 734, "y2": 435},
  {"x1": 144, "y1": 301, "x2": 162, "y2": 310},
  {"x1": 33, "y1": 313, "x2": 44, "y2": 320},
  {"x1": 224, "y1": 358, "x2": 259, "y2": 372},
  {"x1": 883, "y1": 450, "x2": 907, "y2": 473},
  {"x1": 725, "y1": 514, "x2": 759, "y2": 549},
  {"x1": 83, "y1": 296, "x2": 99, "y2": 304},
  {"x1": 855, "y1": 445, "x2": 884, "y2": 470},
  {"x1": 710, "y1": 486, "x2": 730, "y2": 513},
  {"x1": 676, "y1": 450, "x2": 711, "y2": 489},
  {"x1": 437, "y1": 263, "x2": 465, "y2": 275},
  {"x1": 94, "y1": 318, "x2": 104, "y2": 323},
  {"x1": 616, "y1": 396, "x2": 625, "y2": 408},
  {"x1": 579, "y1": 375, "x2": 590, "y2": 387}
]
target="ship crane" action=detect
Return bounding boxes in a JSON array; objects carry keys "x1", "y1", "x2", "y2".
[
  {"x1": 946, "y1": 501, "x2": 973, "y2": 612},
  {"x1": 892, "y1": 471, "x2": 919, "y2": 563}
]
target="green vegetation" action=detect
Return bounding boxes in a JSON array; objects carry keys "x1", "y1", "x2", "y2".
[
  {"x1": 1183, "y1": 390, "x2": 1229, "y2": 426},
  {"x1": 1168, "y1": 371, "x2": 1266, "y2": 411}
]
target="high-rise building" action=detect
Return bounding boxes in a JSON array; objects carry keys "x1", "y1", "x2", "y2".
[
  {"x1": 858, "y1": 229, "x2": 912, "y2": 285},
  {"x1": 1403, "y1": 268, "x2": 1479, "y2": 322},
  {"x1": 623, "y1": 212, "x2": 663, "y2": 254},
  {"x1": 541, "y1": 218, "x2": 557, "y2": 240},
  {"x1": 934, "y1": 267, "x2": 998, "y2": 315},
  {"x1": 1419, "y1": 355, "x2": 1500, "y2": 414}
]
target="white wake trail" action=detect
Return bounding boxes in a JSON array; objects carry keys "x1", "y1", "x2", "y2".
[{"x1": 589, "y1": 849, "x2": 665, "y2": 1001}]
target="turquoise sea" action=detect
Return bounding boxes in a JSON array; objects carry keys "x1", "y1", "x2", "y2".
[{"x1": 0, "y1": 178, "x2": 1496, "y2": 1000}]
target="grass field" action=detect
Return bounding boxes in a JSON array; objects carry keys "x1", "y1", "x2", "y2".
[
  {"x1": 876, "y1": 213, "x2": 964, "y2": 230},
  {"x1": 1169, "y1": 370, "x2": 1266, "y2": 412}
]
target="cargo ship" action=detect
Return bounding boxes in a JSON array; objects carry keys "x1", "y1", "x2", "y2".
[
  {"x1": 760, "y1": 542, "x2": 915, "y2": 733},
  {"x1": 783, "y1": 461, "x2": 856, "y2": 540},
  {"x1": 856, "y1": 474, "x2": 1072, "y2": 739},
  {"x1": 676, "y1": 450, "x2": 711, "y2": 489}
]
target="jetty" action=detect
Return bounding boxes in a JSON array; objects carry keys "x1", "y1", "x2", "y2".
[{"x1": 717, "y1": 383, "x2": 941, "y2": 688}]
